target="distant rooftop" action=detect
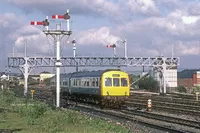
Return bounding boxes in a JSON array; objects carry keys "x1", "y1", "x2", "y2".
[
  {"x1": 178, "y1": 69, "x2": 200, "y2": 78},
  {"x1": 40, "y1": 71, "x2": 50, "y2": 74}
]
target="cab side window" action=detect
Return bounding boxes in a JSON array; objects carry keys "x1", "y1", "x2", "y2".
[
  {"x1": 121, "y1": 78, "x2": 128, "y2": 86},
  {"x1": 105, "y1": 78, "x2": 112, "y2": 86}
]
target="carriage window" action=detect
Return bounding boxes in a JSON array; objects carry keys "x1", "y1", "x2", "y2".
[
  {"x1": 87, "y1": 78, "x2": 89, "y2": 86},
  {"x1": 121, "y1": 78, "x2": 128, "y2": 86},
  {"x1": 84, "y1": 79, "x2": 87, "y2": 86},
  {"x1": 96, "y1": 78, "x2": 99, "y2": 87},
  {"x1": 113, "y1": 78, "x2": 120, "y2": 86},
  {"x1": 75, "y1": 79, "x2": 77, "y2": 86},
  {"x1": 73, "y1": 79, "x2": 75, "y2": 86},
  {"x1": 78, "y1": 79, "x2": 81, "y2": 86},
  {"x1": 105, "y1": 78, "x2": 112, "y2": 86},
  {"x1": 81, "y1": 79, "x2": 84, "y2": 86},
  {"x1": 92, "y1": 78, "x2": 95, "y2": 86},
  {"x1": 63, "y1": 81, "x2": 67, "y2": 86},
  {"x1": 89, "y1": 78, "x2": 92, "y2": 86}
]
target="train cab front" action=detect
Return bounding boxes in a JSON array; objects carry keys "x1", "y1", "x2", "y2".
[{"x1": 101, "y1": 71, "x2": 130, "y2": 105}]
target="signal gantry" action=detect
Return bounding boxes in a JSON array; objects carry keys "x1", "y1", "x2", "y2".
[{"x1": 8, "y1": 10, "x2": 180, "y2": 108}]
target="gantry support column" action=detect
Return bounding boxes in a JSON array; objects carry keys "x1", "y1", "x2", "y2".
[
  {"x1": 162, "y1": 57, "x2": 167, "y2": 94},
  {"x1": 19, "y1": 57, "x2": 32, "y2": 96}
]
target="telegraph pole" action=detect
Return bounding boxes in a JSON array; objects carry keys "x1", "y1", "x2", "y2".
[{"x1": 31, "y1": 9, "x2": 72, "y2": 107}]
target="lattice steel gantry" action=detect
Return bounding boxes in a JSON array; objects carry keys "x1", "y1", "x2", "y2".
[
  {"x1": 8, "y1": 56, "x2": 179, "y2": 68},
  {"x1": 8, "y1": 56, "x2": 179, "y2": 95}
]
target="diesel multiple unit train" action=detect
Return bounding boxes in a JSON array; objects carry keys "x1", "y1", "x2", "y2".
[{"x1": 50, "y1": 69, "x2": 130, "y2": 106}]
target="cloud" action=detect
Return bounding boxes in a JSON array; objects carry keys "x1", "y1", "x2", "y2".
[
  {"x1": 0, "y1": 13, "x2": 52, "y2": 55},
  {"x1": 3, "y1": 0, "x2": 200, "y2": 70},
  {"x1": 126, "y1": 0, "x2": 160, "y2": 16},
  {"x1": 114, "y1": 7, "x2": 200, "y2": 57},
  {"x1": 0, "y1": 13, "x2": 25, "y2": 51},
  {"x1": 182, "y1": 16, "x2": 200, "y2": 24},
  {"x1": 4, "y1": 0, "x2": 121, "y2": 19},
  {"x1": 14, "y1": 32, "x2": 49, "y2": 54},
  {"x1": 0, "y1": 13, "x2": 50, "y2": 55},
  {"x1": 76, "y1": 27, "x2": 121, "y2": 46},
  {"x1": 11, "y1": 25, "x2": 122, "y2": 57},
  {"x1": 4, "y1": 0, "x2": 164, "y2": 22},
  {"x1": 175, "y1": 41, "x2": 200, "y2": 55},
  {"x1": 9, "y1": 25, "x2": 41, "y2": 40},
  {"x1": 0, "y1": 13, "x2": 24, "y2": 30},
  {"x1": 0, "y1": 13, "x2": 27, "y2": 69},
  {"x1": 186, "y1": 2, "x2": 200, "y2": 16}
]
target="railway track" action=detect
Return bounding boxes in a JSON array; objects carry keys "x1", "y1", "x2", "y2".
[
  {"x1": 130, "y1": 95, "x2": 200, "y2": 106},
  {"x1": 121, "y1": 108, "x2": 200, "y2": 129},
  {"x1": 33, "y1": 89, "x2": 55, "y2": 105},
  {"x1": 169, "y1": 92, "x2": 198, "y2": 100},
  {"x1": 65, "y1": 104, "x2": 200, "y2": 133},
  {"x1": 128, "y1": 99, "x2": 200, "y2": 111},
  {"x1": 126, "y1": 101, "x2": 200, "y2": 117},
  {"x1": 32, "y1": 89, "x2": 200, "y2": 132}
]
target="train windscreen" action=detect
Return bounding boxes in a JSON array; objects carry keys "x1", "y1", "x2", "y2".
[
  {"x1": 113, "y1": 78, "x2": 120, "y2": 86},
  {"x1": 121, "y1": 78, "x2": 128, "y2": 86}
]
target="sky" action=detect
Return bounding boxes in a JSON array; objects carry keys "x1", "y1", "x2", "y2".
[{"x1": 1, "y1": 0, "x2": 200, "y2": 73}]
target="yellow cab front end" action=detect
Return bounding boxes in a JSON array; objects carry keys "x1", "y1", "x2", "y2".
[{"x1": 101, "y1": 70, "x2": 130, "y2": 97}]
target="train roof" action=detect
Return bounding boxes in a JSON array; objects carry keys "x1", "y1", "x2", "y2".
[
  {"x1": 70, "y1": 69, "x2": 121, "y2": 78},
  {"x1": 50, "y1": 69, "x2": 124, "y2": 80},
  {"x1": 50, "y1": 73, "x2": 71, "y2": 81}
]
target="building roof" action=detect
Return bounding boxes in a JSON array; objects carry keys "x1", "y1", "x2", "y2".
[
  {"x1": 1, "y1": 74, "x2": 7, "y2": 78},
  {"x1": 40, "y1": 71, "x2": 50, "y2": 74},
  {"x1": 178, "y1": 69, "x2": 200, "y2": 78}
]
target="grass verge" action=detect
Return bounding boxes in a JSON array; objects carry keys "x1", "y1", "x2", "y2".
[{"x1": 0, "y1": 90, "x2": 131, "y2": 133}]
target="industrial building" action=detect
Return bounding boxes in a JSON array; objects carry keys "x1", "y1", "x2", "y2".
[
  {"x1": 177, "y1": 69, "x2": 200, "y2": 89},
  {"x1": 153, "y1": 68, "x2": 178, "y2": 92}
]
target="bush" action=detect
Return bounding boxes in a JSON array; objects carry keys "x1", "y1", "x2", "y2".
[
  {"x1": 138, "y1": 77, "x2": 159, "y2": 92},
  {"x1": 41, "y1": 110, "x2": 81, "y2": 133},
  {"x1": 14, "y1": 102, "x2": 49, "y2": 125},
  {"x1": 11, "y1": 87, "x2": 24, "y2": 97},
  {"x1": 191, "y1": 86, "x2": 200, "y2": 94},
  {"x1": 0, "y1": 90, "x2": 16, "y2": 108},
  {"x1": 177, "y1": 86, "x2": 187, "y2": 93}
]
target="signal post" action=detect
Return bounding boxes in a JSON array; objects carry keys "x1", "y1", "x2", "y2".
[
  {"x1": 31, "y1": 9, "x2": 72, "y2": 107},
  {"x1": 106, "y1": 44, "x2": 117, "y2": 57}
]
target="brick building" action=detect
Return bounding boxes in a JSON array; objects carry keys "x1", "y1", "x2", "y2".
[{"x1": 177, "y1": 69, "x2": 200, "y2": 89}]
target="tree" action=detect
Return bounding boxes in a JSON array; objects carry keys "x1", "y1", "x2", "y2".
[
  {"x1": 138, "y1": 77, "x2": 159, "y2": 92},
  {"x1": 177, "y1": 86, "x2": 187, "y2": 93}
]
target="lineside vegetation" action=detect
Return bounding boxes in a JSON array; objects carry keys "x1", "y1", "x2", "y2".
[{"x1": 0, "y1": 89, "x2": 131, "y2": 133}]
